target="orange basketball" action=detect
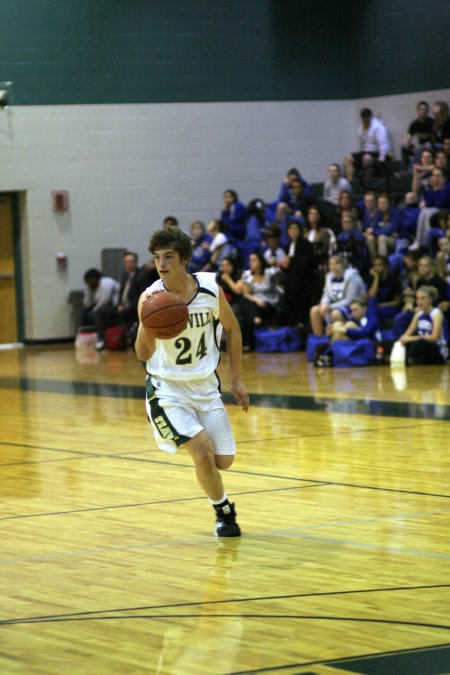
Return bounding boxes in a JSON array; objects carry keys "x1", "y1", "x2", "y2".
[{"x1": 141, "y1": 291, "x2": 189, "y2": 339}]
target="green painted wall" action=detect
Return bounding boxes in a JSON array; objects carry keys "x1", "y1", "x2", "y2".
[{"x1": 0, "y1": 0, "x2": 448, "y2": 105}]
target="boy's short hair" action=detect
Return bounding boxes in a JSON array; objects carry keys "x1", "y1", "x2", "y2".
[{"x1": 148, "y1": 226, "x2": 193, "y2": 261}]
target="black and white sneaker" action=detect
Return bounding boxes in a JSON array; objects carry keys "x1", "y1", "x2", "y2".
[{"x1": 215, "y1": 503, "x2": 241, "y2": 537}]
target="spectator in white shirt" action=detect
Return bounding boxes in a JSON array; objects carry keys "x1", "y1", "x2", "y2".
[
  {"x1": 344, "y1": 108, "x2": 392, "y2": 180},
  {"x1": 323, "y1": 163, "x2": 352, "y2": 205}
]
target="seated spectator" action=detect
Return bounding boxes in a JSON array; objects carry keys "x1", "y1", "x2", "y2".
[
  {"x1": 215, "y1": 257, "x2": 243, "y2": 319},
  {"x1": 360, "y1": 191, "x2": 378, "y2": 232},
  {"x1": 411, "y1": 148, "x2": 435, "y2": 194},
  {"x1": 399, "y1": 286, "x2": 448, "y2": 364},
  {"x1": 278, "y1": 219, "x2": 315, "y2": 328},
  {"x1": 426, "y1": 209, "x2": 449, "y2": 254},
  {"x1": 333, "y1": 190, "x2": 360, "y2": 232},
  {"x1": 221, "y1": 189, "x2": 246, "y2": 242},
  {"x1": 336, "y1": 212, "x2": 369, "y2": 276},
  {"x1": 436, "y1": 236, "x2": 450, "y2": 282},
  {"x1": 410, "y1": 169, "x2": 450, "y2": 249},
  {"x1": 443, "y1": 138, "x2": 450, "y2": 165},
  {"x1": 204, "y1": 219, "x2": 238, "y2": 271},
  {"x1": 309, "y1": 255, "x2": 366, "y2": 336},
  {"x1": 275, "y1": 167, "x2": 313, "y2": 221},
  {"x1": 163, "y1": 215, "x2": 178, "y2": 229},
  {"x1": 415, "y1": 256, "x2": 449, "y2": 313},
  {"x1": 435, "y1": 149, "x2": 450, "y2": 180},
  {"x1": 305, "y1": 205, "x2": 334, "y2": 263},
  {"x1": 263, "y1": 229, "x2": 285, "y2": 268},
  {"x1": 240, "y1": 203, "x2": 264, "y2": 268},
  {"x1": 80, "y1": 268, "x2": 120, "y2": 350},
  {"x1": 330, "y1": 295, "x2": 381, "y2": 343},
  {"x1": 401, "y1": 101, "x2": 434, "y2": 170},
  {"x1": 344, "y1": 108, "x2": 391, "y2": 180},
  {"x1": 246, "y1": 198, "x2": 272, "y2": 233},
  {"x1": 186, "y1": 220, "x2": 212, "y2": 273},
  {"x1": 323, "y1": 163, "x2": 352, "y2": 205},
  {"x1": 367, "y1": 256, "x2": 402, "y2": 321},
  {"x1": 365, "y1": 193, "x2": 399, "y2": 260},
  {"x1": 432, "y1": 101, "x2": 450, "y2": 147},
  {"x1": 237, "y1": 252, "x2": 281, "y2": 351},
  {"x1": 397, "y1": 192, "x2": 420, "y2": 245}
]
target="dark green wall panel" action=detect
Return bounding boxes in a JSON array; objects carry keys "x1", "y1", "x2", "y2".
[{"x1": 0, "y1": 0, "x2": 448, "y2": 105}]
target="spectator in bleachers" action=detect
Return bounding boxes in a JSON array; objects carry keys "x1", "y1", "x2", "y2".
[
  {"x1": 360, "y1": 191, "x2": 378, "y2": 232},
  {"x1": 204, "y1": 219, "x2": 238, "y2": 271},
  {"x1": 329, "y1": 295, "x2": 381, "y2": 343},
  {"x1": 399, "y1": 286, "x2": 448, "y2": 365},
  {"x1": 263, "y1": 229, "x2": 285, "y2": 268},
  {"x1": 163, "y1": 215, "x2": 178, "y2": 229},
  {"x1": 436, "y1": 236, "x2": 450, "y2": 282},
  {"x1": 344, "y1": 108, "x2": 391, "y2": 181},
  {"x1": 305, "y1": 205, "x2": 334, "y2": 259},
  {"x1": 309, "y1": 255, "x2": 366, "y2": 336},
  {"x1": 367, "y1": 256, "x2": 402, "y2": 322},
  {"x1": 278, "y1": 219, "x2": 315, "y2": 328},
  {"x1": 432, "y1": 101, "x2": 450, "y2": 146},
  {"x1": 434, "y1": 149, "x2": 450, "y2": 180},
  {"x1": 410, "y1": 169, "x2": 450, "y2": 249},
  {"x1": 275, "y1": 168, "x2": 314, "y2": 222},
  {"x1": 221, "y1": 189, "x2": 246, "y2": 242},
  {"x1": 333, "y1": 190, "x2": 360, "y2": 231},
  {"x1": 336, "y1": 212, "x2": 369, "y2": 276},
  {"x1": 323, "y1": 163, "x2": 352, "y2": 205},
  {"x1": 411, "y1": 148, "x2": 435, "y2": 194},
  {"x1": 80, "y1": 268, "x2": 120, "y2": 350},
  {"x1": 443, "y1": 138, "x2": 450, "y2": 164},
  {"x1": 415, "y1": 256, "x2": 449, "y2": 314},
  {"x1": 215, "y1": 257, "x2": 243, "y2": 318},
  {"x1": 401, "y1": 101, "x2": 434, "y2": 170},
  {"x1": 187, "y1": 220, "x2": 212, "y2": 273},
  {"x1": 426, "y1": 209, "x2": 449, "y2": 254},
  {"x1": 365, "y1": 193, "x2": 399, "y2": 260},
  {"x1": 237, "y1": 252, "x2": 282, "y2": 351},
  {"x1": 397, "y1": 192, "x2": 420, "y2": 245}
]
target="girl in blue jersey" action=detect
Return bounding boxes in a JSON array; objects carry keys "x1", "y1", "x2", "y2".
[
  {"x1": 135, "y1": 227, "x2": 249, "y2": 537},
  {"x1": 399, "y1": 286, "x2": 448, "y2": 364}
]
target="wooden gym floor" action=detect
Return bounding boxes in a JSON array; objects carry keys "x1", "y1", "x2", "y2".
[{"x1": 0, "y1": 345, "x2": 449, "y2": 674}]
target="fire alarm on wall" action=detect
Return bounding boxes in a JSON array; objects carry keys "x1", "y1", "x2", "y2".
[{"x1": 51, "y1": 190, "x2": 69, "y2": 212}]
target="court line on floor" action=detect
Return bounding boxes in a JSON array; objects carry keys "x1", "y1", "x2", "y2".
[
  {"x1": 1, "y1": 522, "x2": 450, "y2": 565},
  {"x1": 0, "y1": 483, "x2": 329, "y2": 522},
  {"x1": 228, "y1": 641, "x2": 450, "y2": 675},
  {"x1": 2, "y1": 582, "x2": 448, "y2": 625},
  {"x1": 1, "y1": 437, "x2": 449, "y2": 500},
  {"x1": 1, "y1": 613, "x2": 450, "y2": 633}
]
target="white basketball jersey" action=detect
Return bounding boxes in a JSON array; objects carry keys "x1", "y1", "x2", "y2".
[{"x1": 145, "y1": 272, "x2": 222, "y2": 381}]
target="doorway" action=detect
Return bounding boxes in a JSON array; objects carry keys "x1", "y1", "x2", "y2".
[{"x1": 0, "y1": 193, "x2": 23, "y2": 344}]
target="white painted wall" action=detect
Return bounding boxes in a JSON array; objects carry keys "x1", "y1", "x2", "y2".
[{"x1": 0, "y1": 89, "x2": 449, "y2": 340}]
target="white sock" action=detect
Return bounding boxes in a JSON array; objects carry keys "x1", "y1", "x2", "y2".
[{"x1": 209, "y1": 493, "x2": 227, "y2": 506}]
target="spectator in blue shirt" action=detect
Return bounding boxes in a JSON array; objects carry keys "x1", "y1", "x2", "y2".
[
  {"x1": 365, "y1": 193, "x2": 399, "y2": 260},
  {"x1": 221, "y1": 189, "x2": 246, "y2": 242}
]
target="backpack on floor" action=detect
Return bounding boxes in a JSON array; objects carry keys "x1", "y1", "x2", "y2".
[
  {"x1": 254, "y1": 326, "x2": 302, "y2": 353},
  {"x1": 331, "y1": 339, "x2": 376, "y2": 368},
  {"x1": 306, "y1": 334, "x2": 329, "y2": 361},
  {"x1": 105, "y1": 325, "x2": 126, "y2": 350}
]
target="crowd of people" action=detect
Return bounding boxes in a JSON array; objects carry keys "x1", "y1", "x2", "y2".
[{"x1": 80, "y1": 100, "x2": 450, "y2": 365}]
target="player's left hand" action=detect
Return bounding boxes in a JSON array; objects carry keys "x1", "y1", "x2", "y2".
[{"x1": 231, "y1": 381, "x2": 249, "y2": 412}]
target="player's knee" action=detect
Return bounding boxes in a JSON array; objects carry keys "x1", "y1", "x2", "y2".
[
  {"x1": 190, "y1": 436, "x2": 215, "y2": 469},
  {"x1": 215, "y1": 454, "x2": 234, "y2": 470}
]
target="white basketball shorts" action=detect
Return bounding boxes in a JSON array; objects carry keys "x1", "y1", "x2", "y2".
[{"x1": 145, "y1": 373, "x2": 236, "y2": 456}]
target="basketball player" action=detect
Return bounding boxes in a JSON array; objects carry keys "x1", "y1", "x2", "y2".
[{"x1": 135, "y1": 227, "x2": 249, "y2": 537}]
